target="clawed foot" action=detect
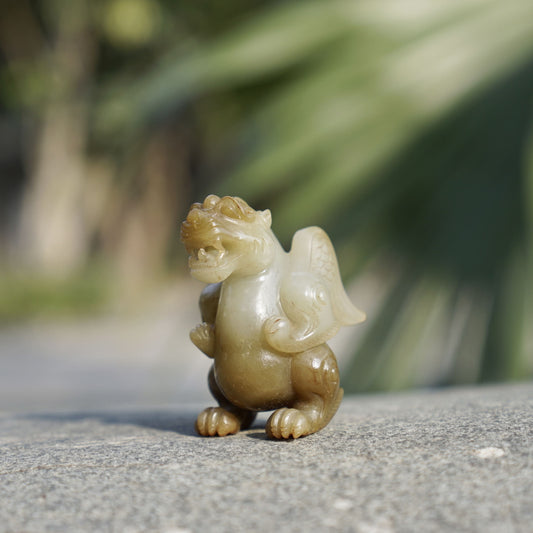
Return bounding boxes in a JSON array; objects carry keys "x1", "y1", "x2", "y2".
[
  {"x1": 195, "y1": 407, "x2": 241, "y2": 437},
  {"x1": 266, "y1": 408, "x2": 312, "y2": 439}
]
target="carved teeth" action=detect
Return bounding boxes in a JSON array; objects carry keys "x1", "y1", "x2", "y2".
[{"x1": 191, "y1": 245, "x2": 223, "y2": 265}]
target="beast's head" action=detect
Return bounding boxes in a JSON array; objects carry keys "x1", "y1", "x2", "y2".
[{"x1": 181, "y1": 195, "x2": 275, "y2": 283}]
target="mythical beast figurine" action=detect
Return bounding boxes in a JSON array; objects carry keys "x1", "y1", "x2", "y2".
[{"x1": 181, "y1": 195, "x2": 365, "y2": 439}]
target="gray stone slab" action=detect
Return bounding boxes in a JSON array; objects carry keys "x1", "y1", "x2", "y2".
[{"x1": 1, "y1": 384, "x2": 532, "y2": 533}]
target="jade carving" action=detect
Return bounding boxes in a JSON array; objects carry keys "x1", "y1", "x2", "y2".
[{"x1": 181, "y1": 195, "x2": 365, "y2": 439}]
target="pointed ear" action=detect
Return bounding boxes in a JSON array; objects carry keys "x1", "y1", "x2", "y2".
[{"x1": 261, "y1": 209, "x2": 272, "y2": 227}]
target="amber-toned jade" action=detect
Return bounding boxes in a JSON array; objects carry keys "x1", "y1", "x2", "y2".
[{"x1": 181, "y1": 195, "x2": 365, "y2": 439}]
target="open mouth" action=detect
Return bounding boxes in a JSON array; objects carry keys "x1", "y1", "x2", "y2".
[{"x1": 189, "y1": 245, "x2": 223, "y2": 267}]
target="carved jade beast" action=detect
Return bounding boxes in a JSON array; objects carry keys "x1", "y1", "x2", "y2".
[{"x1": 181, "y1": 195, "x2": 365, "y2": 439}]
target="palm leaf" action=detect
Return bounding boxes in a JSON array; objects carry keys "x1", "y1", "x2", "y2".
[{"x1": 96, "y1": 0, "x2": 533, "y2": 391}]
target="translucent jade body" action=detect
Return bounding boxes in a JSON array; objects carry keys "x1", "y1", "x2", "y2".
[{"x1": 181, "y1": 195, "x2": 365, "y2": 439}]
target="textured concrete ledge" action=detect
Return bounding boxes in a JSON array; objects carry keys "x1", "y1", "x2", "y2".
[{"x1": 1, "y1": 384, "x2": 532, "y2": 533}]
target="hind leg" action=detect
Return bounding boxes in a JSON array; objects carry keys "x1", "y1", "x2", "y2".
[
  {"x1": 266, "y1": 344, "x2": 343, "y2": 439},
  {"x1": 196, "y1": 366, "x2": 257, "y2": 437}
]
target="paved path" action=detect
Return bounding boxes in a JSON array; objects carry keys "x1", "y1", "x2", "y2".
[{"x1": 1, "y1": 384, "x2": 532, "y2": 532}]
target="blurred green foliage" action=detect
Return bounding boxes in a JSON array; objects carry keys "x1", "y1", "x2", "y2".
[
  {"x1": 1, "y1": 0, "x2": 532, "y2": 390},
  {"x1": 0, "y1": 271, "x2": 109, "y2": 322}
]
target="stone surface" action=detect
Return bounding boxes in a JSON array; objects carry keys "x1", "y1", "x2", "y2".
[{"x1": 1, "y1": 383, "x2": 532, "y2": 532}]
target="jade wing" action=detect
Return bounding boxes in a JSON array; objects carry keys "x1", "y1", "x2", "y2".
[{"x1": 264, "y1": 226, "x2": 366, "y2": 353}]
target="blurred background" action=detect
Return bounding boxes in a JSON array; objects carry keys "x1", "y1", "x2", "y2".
[{"x1": 1, "y1": 0, "x2": 532, "y2": 411}]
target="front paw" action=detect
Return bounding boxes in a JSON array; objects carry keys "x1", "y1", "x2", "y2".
[
  {"x1": 264, "y1": 316, "x2": 288, "y2": 334},
  {"x1": 263, "y1": 316, "x2": 290, "y2": 349},
  {"x1": 190, "y1": 322, "x2": 215, "y2": 357}
]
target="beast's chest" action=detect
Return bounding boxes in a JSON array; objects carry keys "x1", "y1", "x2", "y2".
[{"x1": 216, "y1": 273, "x2": 280, "y2": 340}]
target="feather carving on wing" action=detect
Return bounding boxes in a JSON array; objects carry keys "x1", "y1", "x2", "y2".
[{"x1": 264, "y1": 227, "x2": 366, "y2": 353}]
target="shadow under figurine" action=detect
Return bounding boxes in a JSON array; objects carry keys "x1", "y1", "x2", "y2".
[{"x1": 181, "y1": 195, "x2": 365, "y2": 439}]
